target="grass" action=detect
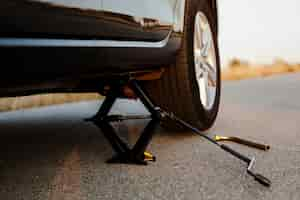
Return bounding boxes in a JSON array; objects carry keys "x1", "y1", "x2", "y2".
[
  {"x1": 222, "y1": 58, "x2": 300, "y2": 81},
  {"x1": 0, "y1": 58, "x2": 300, "y2": 112},
  {"x1": 0, "y1": 93, "x2": 100, "y2": 112}
]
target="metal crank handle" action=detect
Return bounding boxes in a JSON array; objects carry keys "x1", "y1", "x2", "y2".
[
  {"x1": 220, "y1": 144, "x2": 251, "y2": 163},
  {"x1": 162, "y1": 110, "x2": 271, "y2": 187},
  {"x1": 221, "y1": 144, "x2": 271, "y2": 187},
  {"x1": 247, "y1": 158, "x2": 272, "y2": 187}
]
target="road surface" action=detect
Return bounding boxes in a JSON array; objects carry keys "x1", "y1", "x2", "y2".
[{"x1": 0, "y1": 73, "x2": 299, "y2": 200}]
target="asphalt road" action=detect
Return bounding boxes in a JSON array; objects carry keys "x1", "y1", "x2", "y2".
[{"x1": 0, "y1": 73, "x2": 300, "y2": 200}]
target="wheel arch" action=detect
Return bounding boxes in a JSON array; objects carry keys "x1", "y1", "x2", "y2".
[{"x1": 173, "y1": 0, "x2": 218, "y2": 33}]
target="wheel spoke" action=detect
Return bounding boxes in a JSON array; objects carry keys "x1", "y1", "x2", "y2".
[
  {"x1": 201, "y1": 30, "x2": 211, "y2": 58},
  {"x1": 204, "y1": 62, "x2": 217, "y2": 86},
  {"x1": 199, "y1": 74, "x2": 209, "y2": 108},
  {"x1": 196, "y1": 65, "x2": 203, "y2": 78},
  {"x1": 194, "y1": 49, "x2": 205, "y2": 66},
  {"x1": 195, "y1": 18, "x2": 202, "y2": 50},
  {"x1": 194, "y1": 49, "x2": 202, "y2": 60}
]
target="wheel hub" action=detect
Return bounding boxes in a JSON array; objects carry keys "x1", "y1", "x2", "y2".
[{"x1": 193, "y1": 12, "x2": 217, "y2": 110}]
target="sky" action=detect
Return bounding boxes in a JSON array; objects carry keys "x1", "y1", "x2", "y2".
[{"x1": 218, "y1": 0, "x2": 300, "y2": 66}]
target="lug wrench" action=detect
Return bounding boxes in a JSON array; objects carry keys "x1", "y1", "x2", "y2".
[
  {"x1": 214, "y1": 135, "x2": 270, "y2": 151},
  {"x1": 161, "y1": 110, "x2": 271, "y2": 187}
]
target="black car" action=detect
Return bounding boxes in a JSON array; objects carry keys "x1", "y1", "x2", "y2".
[{"x1": 0, "y1": 0, "x2": 220, "y2": 130}]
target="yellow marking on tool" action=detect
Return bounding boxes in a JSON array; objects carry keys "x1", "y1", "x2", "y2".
[{"x1": 144, "y1": 152, "x2": 156, "y2": 162}]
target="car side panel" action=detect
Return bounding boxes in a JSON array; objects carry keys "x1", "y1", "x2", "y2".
[
  {"x1": 102, "y1": 0, "x2": 186, "y2": 34},
  {"x1": 31, "y1": 0, "x2": 102, "y2": 10},
  {"x1": 0, "y1": 0, "x2": 171, "y2": 41},
  {"x1": 0, "y1": 0, "x2": 185, "y2": 96},
  {"x1": 102, "y1": 0, "x2": 176, "y2": 41},
  {"x1": 31, "y1": 0, "x2": 187, "y2": 35},
  {"x1": 103, "y1": 0, "x2": 174, "y2": 25}
]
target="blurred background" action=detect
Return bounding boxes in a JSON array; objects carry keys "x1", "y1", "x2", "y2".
[
  {"x1": 218, "y1": 0, "x2": 300, "y2": 66},
  {"x1": 1, "y1": 0, "x2": 300, "y2": 111},
  {"x1": 218, "y1": 0, "x2": 300, "y2": 80}
]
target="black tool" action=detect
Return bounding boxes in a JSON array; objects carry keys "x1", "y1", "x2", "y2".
[
  {"x1": 87, "y1": 78, "x2": 271, "y2": 187},
  {"x1": 86, "y1": 79, "x2": 161, "y2": 165},
  {"x1": 161, "y1": 111, "x2": 271, "y2": 187}
]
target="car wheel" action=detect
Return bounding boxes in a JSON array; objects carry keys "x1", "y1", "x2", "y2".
[{"x1": 143, "y1": 0, "x2": 221, "y2": 131}]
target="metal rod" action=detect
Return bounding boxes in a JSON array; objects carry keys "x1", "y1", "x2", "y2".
[
  {"x1": 130, "y1": 80, "x2": 160, "y2": 117},
  {"x1": 93, "y1": 92, "x2": 118, "y2": 119},
  {"x1": 131, "y1": 119, "x2": 160, "y2": 159},
  {"x1": 104, "y1": 115, "x2": 151, "y2": 122},
  {"x1": 214, "y1": 135, "x2": 270, "y2": 151}
]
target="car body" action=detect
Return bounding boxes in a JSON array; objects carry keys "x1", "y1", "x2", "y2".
[
  {"x1": 0, "y1": 0, "x2": 220, "y2": 130},
  {"x1": 1, "y1": 1, "x2": 178, "y2": 95}
]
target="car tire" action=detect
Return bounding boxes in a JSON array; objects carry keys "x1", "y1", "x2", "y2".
[{"x1": 143, "y1": 0, "x2": 221, "y2": 131}]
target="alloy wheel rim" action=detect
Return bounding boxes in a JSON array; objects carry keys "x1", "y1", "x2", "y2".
[{"x1": 193, "y1": 12, "x2": 217, "y2": 110}]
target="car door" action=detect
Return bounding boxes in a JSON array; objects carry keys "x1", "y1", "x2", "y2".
[
  {"x1": 34, "y1": 0, "x2": 102, "y2": 10},
  {"x1": 0, "y1": 0, "x2": 104, "y2": 39},
  {"x1": 102, "y1": 0, "x2": 177, "y2": 42}
]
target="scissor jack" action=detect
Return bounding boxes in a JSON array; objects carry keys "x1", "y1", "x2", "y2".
[
  {"x1": 86, "y1": 79, "x2": 161, "y2": 165},
  {"x1": 87, "y1": 79, "x2": 271, "y2": 187}
]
